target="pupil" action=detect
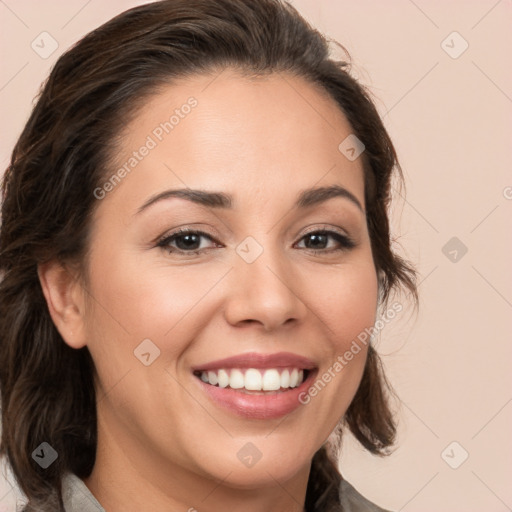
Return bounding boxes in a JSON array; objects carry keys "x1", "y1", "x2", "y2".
[
  {"x1": 308, "y1": 233, "x2": 326, "y2": 248},
  {"x1": 178, "y1": 234, "x2": 200, "y2": 250}
]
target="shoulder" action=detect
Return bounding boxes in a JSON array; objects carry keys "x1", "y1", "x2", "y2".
[
  {"x1": 339, "y1": 478, "x2": 394, "y2": 512},
  {"x1": 61, "y1": 472, "x2": 105, "y2": 512}
]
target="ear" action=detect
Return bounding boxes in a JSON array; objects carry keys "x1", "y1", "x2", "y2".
[{"x1": 37, "y1": 260, "x2": 87, "y2": 349}]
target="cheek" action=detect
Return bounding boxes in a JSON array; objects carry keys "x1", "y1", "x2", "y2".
[
  {"x1": 85, "y1": 253, "x2": 217, "y2": 336},
  {"x1": 300, "y1": 258, "x2": 378, "y2": 415},
  {"x1": 314, "y1": 258, "x2": 379, "y2": 347},
  {"x1": 81, "y1": 255, "x2": 236, "y2": 398}
]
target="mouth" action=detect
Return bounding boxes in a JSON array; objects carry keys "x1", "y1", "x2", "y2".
[
  {"x1": 191, "y1": 352, "x2": 318, "y2": 419},
  {"x1": 193, "y1": 367, "x2": 311, "y2": 394}
]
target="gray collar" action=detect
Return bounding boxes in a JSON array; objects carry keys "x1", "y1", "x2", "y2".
[
  {"x1": 61, "y1": 472, "x2": 105, "y2": 512},
  {"x1": 339, "y1": 478, "x2": 393, "y2": 512}
]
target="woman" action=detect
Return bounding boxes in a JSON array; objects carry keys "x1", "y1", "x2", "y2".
[{"x1": 0, "y1": 0, "x2": 417, "y2": 510}]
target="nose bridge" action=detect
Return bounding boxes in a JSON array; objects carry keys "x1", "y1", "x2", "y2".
[{"x1": 223, "y1": 234, "x2": 307, "y2": 330}]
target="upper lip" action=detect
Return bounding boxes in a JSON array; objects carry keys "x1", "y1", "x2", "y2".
[{"x1": 192, "y1": 351, "x2": 317, "y2": 372}]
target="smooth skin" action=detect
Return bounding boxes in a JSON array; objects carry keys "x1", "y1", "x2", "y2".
[{"x1": 39, "y1": 68, "x2": 379, "y2": 512}]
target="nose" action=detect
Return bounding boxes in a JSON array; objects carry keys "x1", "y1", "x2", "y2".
[{"x1": 223, "y1": 244, "x2": 308, "y2": 331}]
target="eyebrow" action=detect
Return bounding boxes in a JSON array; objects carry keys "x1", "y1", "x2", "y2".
[{"x1": 135, "y1": 184, "x2": 364, "y2": 215}]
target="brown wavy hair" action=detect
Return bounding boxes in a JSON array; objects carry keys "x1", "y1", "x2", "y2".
[{"x1": 0, "y1": 0, "x2": 418, "y2": 510}]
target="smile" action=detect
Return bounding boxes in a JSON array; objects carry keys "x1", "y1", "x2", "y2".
[
  {"x1": 192, "y1": 352, "x2": 318, "y2": 419},
  {"x1": 195, "y1": 367, "x2": 308, "y2": 393}
]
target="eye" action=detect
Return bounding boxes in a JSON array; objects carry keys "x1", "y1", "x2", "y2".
[
  {"x1": 157, "y1": 228, "x2": 220, "y2": 255},
  {"x1": 295, "y1": 229, "x2": 356, "y2": 253},
  {"x1": 156, "y1": 227, "x2": 356, "y2": 256}
]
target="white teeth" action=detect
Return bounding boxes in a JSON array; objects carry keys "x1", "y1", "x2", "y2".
[
  {"x1": 290, "y1": 368, "x2": 299, "y2": 387},
  {"x1": 229, "y1": 369, "x2": 244, "y2": 389},
  {"x1": 244, "y1": 369, "x2": 262, "y2": 390},
  {"x1": 217, "y1": 369, "x2": 229, "y2": 388},
  {"x1": 207, "y1": 371, "x2": 218, "y2": 386},
  {"x1": 198, "y1": 367, "x2": 307, "y2": 391},
  {"x1": 262, "y1": 369, "x2": 281, "y2": 391},
  {"x1": 280, "y1": 369, "x2": 290, "y2": 388}
]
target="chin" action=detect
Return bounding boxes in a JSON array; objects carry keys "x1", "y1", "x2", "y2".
[{"x1": 194, "y1": 442, "x2": 314, "y2": 489}]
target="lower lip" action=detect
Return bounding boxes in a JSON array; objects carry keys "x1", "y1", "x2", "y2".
[{"x1": 194, "y1": 370, "x2": 317, "y2": 419}]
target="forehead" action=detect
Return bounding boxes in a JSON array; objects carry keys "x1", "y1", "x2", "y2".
[{"x1": 101, "y1": 69, "x2": 365, "y2": 215}]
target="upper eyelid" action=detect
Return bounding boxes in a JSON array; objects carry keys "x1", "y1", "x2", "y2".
[
  {"x1": 301, "y1": 224, "x2": 350, "y2": 237},
  {"x1": 161, "y1": 225, "x2": 349, "y2": 239}
]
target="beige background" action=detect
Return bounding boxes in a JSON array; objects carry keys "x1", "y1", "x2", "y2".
[{"x1": 1, "y1": 1, "x2": 511, "y2": 511}]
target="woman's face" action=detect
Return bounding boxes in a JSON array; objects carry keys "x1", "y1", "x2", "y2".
[{"x1": 81, "y1": 69, "x2": 378, "y2": 491}]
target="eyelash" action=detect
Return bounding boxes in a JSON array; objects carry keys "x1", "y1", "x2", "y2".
[{"x1": 156, "y1": 227, "x2": 356, "y2": 256}]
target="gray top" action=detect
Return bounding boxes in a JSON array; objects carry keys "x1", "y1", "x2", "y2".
[
  {"x1": 61, "y1": 472, "x2": 392, "y2": 511},
  {"x1": 62, "y1": 473, "x2": 105, "y2": 512},
  {"x1": 339, "y1": 479, "x2": 392, "y2": 512}
]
